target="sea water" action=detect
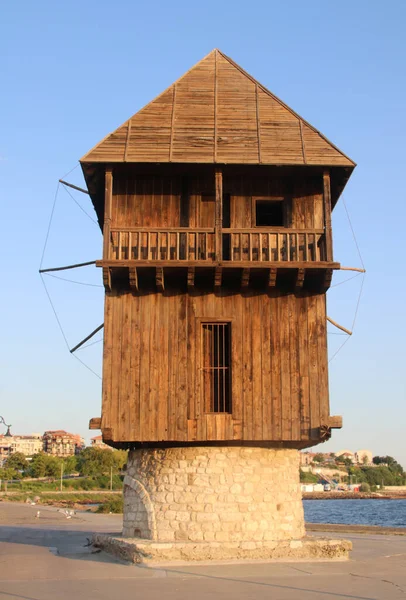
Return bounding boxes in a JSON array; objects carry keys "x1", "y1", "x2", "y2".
[{"x1": 303, "y1": 499, "x2": 406, "y2": 528}]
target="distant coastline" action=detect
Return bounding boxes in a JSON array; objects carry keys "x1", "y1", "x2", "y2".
[{"x1": 303, "y1": 491, "x2": 406, "y2": 500}]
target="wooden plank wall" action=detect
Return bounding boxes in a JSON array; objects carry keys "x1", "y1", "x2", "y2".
[
  {"x1": 102, "y1": 291, "x2": 329, "y2": 444},
  {"x1": 111, "y1": 172, "x2": 323, "y2": 231}
]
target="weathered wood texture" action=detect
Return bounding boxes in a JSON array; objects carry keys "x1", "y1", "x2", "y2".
[
  {"x1": 101, "y1": 291, "x2": 329, "y2": 445},
  {"x1": 81, "y1": 50, "x2": 354, "y2": 168},
  {"x1": 106, "y1": 171, "x2": 328, "y2": 264}
]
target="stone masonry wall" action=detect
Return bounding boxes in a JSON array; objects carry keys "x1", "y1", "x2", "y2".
[{"x1": 123, "y1": 447, "x2": 305, "y2": 543}]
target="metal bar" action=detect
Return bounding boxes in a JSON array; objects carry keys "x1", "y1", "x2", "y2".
[
  {"x1": 59, "y1": 180, "x2": 89, "y2": 195},
  {"x1": 70, "y1": 323, "x2": 104, "y2": 353},
  {"x1": 39, "y1": 260, "x2": 96, "y2": 274}
]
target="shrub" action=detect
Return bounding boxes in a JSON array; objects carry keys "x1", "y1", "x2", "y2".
[
  {"x1": 96, "y1": 496, "x2": 123, "y2": 514},
  {"x1": 360, "y1": 482, "x2": 371, "y2": 493}
]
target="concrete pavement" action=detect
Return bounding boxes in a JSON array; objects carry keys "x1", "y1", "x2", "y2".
[{"x1": 0, "y1": 502, "x2": 405, "y2": 599}]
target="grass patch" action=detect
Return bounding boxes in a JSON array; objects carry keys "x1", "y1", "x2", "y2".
[{"x1": 7, "y1": 475, "x2": 123, "y2": 493}]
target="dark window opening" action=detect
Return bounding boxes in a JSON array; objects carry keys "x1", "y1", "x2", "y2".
[
  {"x1": 202, "y1": 322, "x2": 231, "y2": 413},
  {"x1": 255, "y1": 199, "x2": 284, "y2": 227}
]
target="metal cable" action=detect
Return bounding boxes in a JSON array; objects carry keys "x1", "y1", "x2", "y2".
[
  {"x1": 44, "y1": 273, "x2": 103, "y2": 288},
  {"x1": 39, "y1": 181, "x2": 60, "y2": 270},
  {"x1": 40, "y1": 274, "x2": 102, "y2": 379},
  {"x1": 61, "y1": 184, "x2": 98, "y2": 225}
]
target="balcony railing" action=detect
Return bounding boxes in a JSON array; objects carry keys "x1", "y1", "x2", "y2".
[
  {"x1": 107, "y1": 227, "x2": 326, "y2": 264},
  {"x1": 224, "y1": 229, "x2": 326, "y2": 263},
  {"x1": 111, "y1": 228, "x2": 215, "y2": 261}
]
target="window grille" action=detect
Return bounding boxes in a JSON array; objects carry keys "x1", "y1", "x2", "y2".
[{"x1": 202, "y1": 322, "x2": 231, "y2": 413}]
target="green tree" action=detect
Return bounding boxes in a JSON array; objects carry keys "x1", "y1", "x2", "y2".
[
  {"x1": 337, "y1": 455, "x2": 353, "y2": 467},
  {"x1": 4, "y1": 452, "x2": 27, "y2": 471},
  {"x1": 0, "y1": 467, "x2": 20, "y2": 481},
  {"x1": 62, "y1": 455, "x2": 78, "y2": 475},
  {"x1": 112, "y1": 450, "x2": 128, "y2": 472},
  {"x1": 44, "y1": 456, "x2": 62, "y2": 477},
  {"x1": 313, "y1": 453, "x2": 325, "y2": 464},
  {"x1": 28, "y1": 453, "x2": 47, "y2": 478},
  {"x1": 77, "y1": 447, "x2": 115, "y2": 476}
]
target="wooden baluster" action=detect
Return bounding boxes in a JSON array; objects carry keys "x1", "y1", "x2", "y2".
[
  {"x1": 277, "y1": 234, "x2": 280, "y2": 262},
  {"x1": 249, "y1": 233, "x2": 252, "y2": 262},
  {"x1": 117, "y1": 231, "x2": 122, "y2": 260},
  {"x1": 304, "y1": 233, "x2": 308, "y2": 262},
  {"x1": 295, "y1": 233, "x2": 298, "y2": 261},
  {"x1": 259, "y1": 233, "x2": 263, "y2": 262},
  {"x1": 128, "y1": 232, "x2": 132, "y2": 260}
]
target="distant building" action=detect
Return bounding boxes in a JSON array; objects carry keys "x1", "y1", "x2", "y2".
[
  {"x1": 0, "y1": 433, "x2": 43, "y2": 464},
  {"x1": 300, "y1": 452, "x2": 316, "y2": 466},
  {"x1": 90, "y1": 435, "x2": 112, "y2": 450},
  {"x1": 335, "y1": 450, "x2": 355, "y2": 463},
  {"x1": 354, "y1": 450, "x2": 373, "y2": 465},
  {"x1": 43, "y1": 430, "x2": 84, "y2": 456}
]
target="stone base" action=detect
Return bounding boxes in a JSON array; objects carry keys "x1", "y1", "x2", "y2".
[
  {"x1": 123, "y1": 446, "x2": 305, "y2": 543},
  {"x1": 92, "y1": 533, "x2": 352, "y2": 563}
]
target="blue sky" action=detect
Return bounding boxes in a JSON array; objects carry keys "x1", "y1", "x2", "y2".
[{"x1": 1, "y1": 1, "x2": 405, "y2": 465}]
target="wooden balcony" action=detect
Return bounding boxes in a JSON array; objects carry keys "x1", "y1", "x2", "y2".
[
  {"x1": 103, "y1": 227, "x2": 330, "y2": 265},
  {"x1": 97, "y1": 226, "x2": 338, "y2": 292}
]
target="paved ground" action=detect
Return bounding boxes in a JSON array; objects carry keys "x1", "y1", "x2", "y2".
[{"x1": 0, "y1": 503, "x2": 405, "y2": 600}]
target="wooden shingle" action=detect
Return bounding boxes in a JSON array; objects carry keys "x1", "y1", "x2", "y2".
[{"x1": 80, "y1": 49, "x2": 355, "y2": 168}]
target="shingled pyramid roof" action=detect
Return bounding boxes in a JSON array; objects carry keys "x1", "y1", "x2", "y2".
[{"x1": 80, "y1": 49, "x2": 355, "y2": 168}]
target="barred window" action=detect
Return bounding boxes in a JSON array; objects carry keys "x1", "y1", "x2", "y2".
[{"x1": 202, "y1": 322, "x2": 231, "y2": 413}]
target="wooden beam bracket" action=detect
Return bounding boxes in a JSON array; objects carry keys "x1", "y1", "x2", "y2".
[
  {"x1": 129, "y1": 267, "x2": 138, "y2": 292},
  {"x1": 156, "y1": 267, "x2": 165, "y2": 292},
  {"x1": 214, "y1": 266, "x2": 222, "y2": 289},
  {"x1": 241, "y1": 268, "x2": 250, "y2": 288},
  {"x1": 103, "y1": 267, "x2": 111, "y2": 292},
  {"x1": 295, "y1": 268, "x2": 305, "y2": 289},
  {"x1": 187, "y1": 266, "x2": 195, "y2": 289},
  {"x1": 268, "y1": 267, "x2": 277, "y2": 287}
]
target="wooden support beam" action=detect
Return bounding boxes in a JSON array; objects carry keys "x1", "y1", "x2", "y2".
[
  {"x1": 103, "y1": 267, "x2": 111, "y2": 292},
  {"x1": 340, "y1": 266, "x2": 366, "y2": 273},
  {"x1": 268, "y1": 267, "x2": 277, "y2": 287},
  {"x1": 156, "y1": 267, "x2": 164, "y2": 292},
  {"x1": 241, "y1": 268, "x2": 250, "y2": 288},
  {"x1": 129, "y1": 267, "x2": 138, "y2": 292},
  {"x1": 295, "y1": 268, "x2": 305, "y2": 289},
  {"x1": 103, "y1": 168, "x2": 113, "y2": 261},
  {"x1": 327, "y1": 415, "x2": 343, "y2": 429},
  {"x1": 59, "y1": 180, "x2": 89, "y2": 195},
  {"x1": 89, "y1": 417, "x2": 101, "y2": 430},
  {"x1": 215, "y1": 167, "x2": 223, "y2": 261},
  {"x1": 323, "y1": 169, "x2": 333, "y2": 261},
  {"x1": 214, "y1": 266, "x2": 222, "y2": 289},
  {"x1": 187, "y1": 266, "x2": 195, "y2": 289},
  {"x1": 70, "y1": 323, "x2": 104, "y2": 353},
  {"x1": 327, "y1": 316, "x2": 352, "y2": 336},
  {"x1": 39, "y1": 260, "x2": 96, "y2": 274}
]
